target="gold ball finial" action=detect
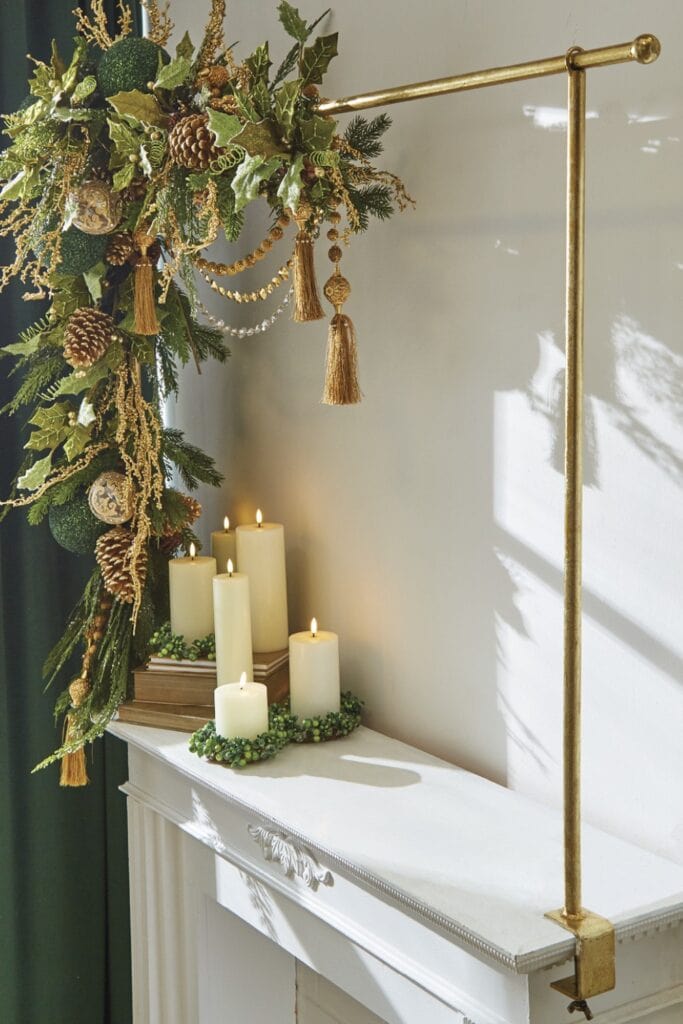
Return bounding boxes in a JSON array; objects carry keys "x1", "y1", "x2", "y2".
[{"x1": 631, "y1": 34, "x2": 661, "y2": 64}]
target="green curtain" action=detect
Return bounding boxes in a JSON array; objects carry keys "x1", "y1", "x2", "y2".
[{"x1": 0, "y1": 5, "x2": 139, "y2": 1022}]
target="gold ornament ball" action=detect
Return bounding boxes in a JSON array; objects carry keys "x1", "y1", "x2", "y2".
[
  {"x1": 71, "y1": 180, "x2": 122, "y2": 235},
  {"x1": 88, "y1": 471, "x2": 133, "y2": 525},
  {"x1": 69, "y1": 677, "x2": 91, "y2": 707},
  {"x1": 324, "y1": 272, "x2": 351, "y2": 308}
]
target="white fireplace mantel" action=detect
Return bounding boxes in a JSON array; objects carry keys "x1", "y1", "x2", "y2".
[{"x1": 110, "y1": 722, "x2": 683, "y2": 1024}]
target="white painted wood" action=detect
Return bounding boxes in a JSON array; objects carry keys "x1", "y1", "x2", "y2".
[
  {"x1": 296, "y1": 964, "x2": 388, "y2": 1024},
  {"x1": 113, "y1": 723, "x2": 683, "y2": 1024}
]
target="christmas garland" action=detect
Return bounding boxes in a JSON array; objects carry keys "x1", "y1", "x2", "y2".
[
  {"x1": 0, "y1": 1, "x2": 409, "y2": 784},
  {"x1": 189, "y1": 691, "x2": 364, "y2": 768}
]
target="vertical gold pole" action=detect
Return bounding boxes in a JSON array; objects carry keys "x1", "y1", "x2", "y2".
[{"x1": 563, "y1": 50, "x2": 586, "y2": 923}]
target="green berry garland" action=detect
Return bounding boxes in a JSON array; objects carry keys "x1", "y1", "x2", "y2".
[
  {"x1": 149, "y1": 622, "x2": 216, "y2": 661},
  {"x1": 189, "y1": 693, "x2": 364, "y2": 769}
]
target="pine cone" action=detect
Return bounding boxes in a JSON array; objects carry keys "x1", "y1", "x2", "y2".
[
  {"x1": 105, "y1": 231, "x2": 136, "y2": 266},
  {"x1": 168, "y1": 113, "x2": 220, "y2": 170},
  {"x1": 63, "y1": 308, "x2": 117, "y2": 369},
  {"x1": 95, "y1": 527, "x2": 148, "y2": 605}
]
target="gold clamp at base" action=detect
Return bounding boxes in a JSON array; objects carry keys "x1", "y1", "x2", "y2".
[{"x1": 545, "y1": 908, "x2": 616, "y2": 1014}]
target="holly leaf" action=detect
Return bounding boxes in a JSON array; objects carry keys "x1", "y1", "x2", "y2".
[
  {"x1": 277, "y1": 154, "x2": 304, "y2": 210},
  {"x1": 72, "y1": 75, "x2": 97, "y2": 105},
  {"x1": 176, "y1": 31, "x2": 195, "y2": 60},
  {"x1": 231, "y1": 155, "x2": 282, "y2": 212},
  {"x1": 17, "y1": 454, "x2": 53, "y2": 491},
  {"x1": 51, "y1": 345, "x2": 122, "y2": 397},
  {"x1": 245, "y1": 42, "x2": 272, "y2": 84},
  {"x1": 154, "y1": 56, "x2": 192, "y2": 91},
  {"x1": 108, "y1": 91, "x2": 167, "y2": 127},
  {"x1": 300, "y1": 33, "x2": 338, "y2": 85},
  {"x1": 25, "y1": 404, "x2": 71, "y2": 453},
  {"x1": 299, "y1": 114, "x2": 335, "y2": 152},
  {"x1": 107, "y1": 117, "x2": 140, "y2": 160},
  {"x1": 232, "y1": 120, "x2": 289, "y2": 159},
  {"x1": 273, "y1": 79, "x2": 301, "y2": 138},
  {"x1": 207, "y1": 108, "x2": 242, "y2": 147},
  {"x1": 78, "y1": 398, "x2": 96, "y2": 427},
  {"x1": 52, "y1": 106, "x2": 97, "y2": 122},
  {"x1": 231, "y1": 88, "x2": 260, "y2": 124},
  {"x1": 278, "y1": 1, "x2": 308, "y2": 42},
  {"x1": 83, "y1": 262, "x2": 105, "y2": 302},
  {"x1": 112, "y1": 161, "x2": 136, "y2": 192},
  {"x1": 0, "y1": 170, "x2": 27, "y2": 202},
  {"x1": 63, "y1": 423, "x2": 92, "y2": 462}
]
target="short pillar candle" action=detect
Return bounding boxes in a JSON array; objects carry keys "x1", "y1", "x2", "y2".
[
  {"x1": 214, "y1": 672, "x2": 268, "y2": 740},
  {"x1": 235, "y1": 509, "x2": 288, "y2": 653},
  {"x1": 213, "y1": 559, "x2": 253, "y2": 685},
  {"x1": 289, "y1": 618, "x2": 340, "y2": 719},
  {"x1": 169, "y1": 543, "x2": 217, "y2": 641},
  {"x1": 211, "y1": 516, "x2": 237, "y2": 573}
]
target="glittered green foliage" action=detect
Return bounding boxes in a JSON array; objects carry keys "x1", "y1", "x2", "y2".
[
  {"x1": 148, "y1": 621, "x2": 216, "y2": 661},
  {"x1": 58, "y1": 226, "x2": 108, "y2": 275},
  {"x1": 48, "y1": 489, "x2": 109, "y2": 555},
  {"x1": 96, "y1": 37, "x2": 169, "y2": 98},
  {"x1": 344, "y1": 113, "x2": 391, "y2": 159}
]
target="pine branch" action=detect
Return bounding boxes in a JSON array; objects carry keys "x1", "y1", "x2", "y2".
[
  {"x1": 346, "y1": 183, "x2": 394, "y2": 231},
  {"x1": 2, "y1": 350, "x2": 67, "y2": 415},
  {"x1": 161, "y1": 282, "x2": 229, "y2": 370},
  {"x1": 344, "y1": 114, "x2": 392, "y2": 160},
  {"x1": 162, "y1": 427, "x2": 223, "y2": 490}
]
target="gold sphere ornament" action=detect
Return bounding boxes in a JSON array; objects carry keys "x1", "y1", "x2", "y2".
[
  {"x1": 88, "y1": 471, "x2": 133, "y2": 525},
  {"x1": 70, "y1": 179, "x2": 122, "y2": 235}
]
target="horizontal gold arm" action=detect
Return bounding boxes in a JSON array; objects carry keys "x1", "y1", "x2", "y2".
[{"x1": 316, "y1": 34, "x2": 660, "y2": 115}]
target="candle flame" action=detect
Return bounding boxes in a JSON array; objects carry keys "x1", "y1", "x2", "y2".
[
  {"x1": 224, "y1": 515, "x2": 230, "y2": 531},
  {"x1": 189, "y1": 542, "x2": 196, "y2": 560},
  {"x1": 311, "y1": 617, "x2": 318, "y2": 637},
  {"x1": 227, "y1": 558, "x2": 233, "y2": 576},
  {"x1": 239, "y1": 671, "x2": 247, "y2": 691},
  {"x1": 256, "y1": 508, "x2": 263, "y2": 526}
]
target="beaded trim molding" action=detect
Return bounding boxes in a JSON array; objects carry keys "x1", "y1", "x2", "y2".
[{"x1": 189, "y1": 692, "x2": 364, "y2": 769}]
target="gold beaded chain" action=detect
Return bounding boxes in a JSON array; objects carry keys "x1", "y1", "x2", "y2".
[
  {"x1": 197, "y1": 255, "x2": 294, "y2": 303},
  {"x1": 193, "y1": 213, "x2": 291, "y2": 277}
]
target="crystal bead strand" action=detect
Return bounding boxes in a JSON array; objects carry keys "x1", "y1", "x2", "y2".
[{"x1": 197, "y1": 287, "x2": 294, "y2": 338}]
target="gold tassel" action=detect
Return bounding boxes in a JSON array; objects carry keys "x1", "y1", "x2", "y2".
[
  {"x1": 59, "y1": 675, "x2": 91, "y2": 787},
  {"x1": 322, "y1": 313, "x2": 362, "y2": 405},
  {"x1": 59, "y1": 715, "x2": 89, "y2": 787},
  {"x1": 292, "y1": 208, "x2": 324, "y2": 322},
  {"x1": 321, "y1": 211, "x2": 362, "y2": 404},
  {"x1": 133, "y1": 233, "x2": 160, "y2": 336}
]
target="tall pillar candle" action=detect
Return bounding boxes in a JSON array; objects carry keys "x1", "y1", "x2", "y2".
[
  {"x1": 211, "y1": 516, "x2": 237, "y2": 573},
  {"x1": 236, "y1": 509, "x2": 288, "y2": 653},
  {"x1": 213, "y1": 560, "x2": 253, "y2": 684},
  {"x1": 215, "y1": 672, "x2": 268, "y2": 740},
  {"x1": 289, "y1": 619, "x2": 340, "y2": 719},
  {"x1": 169, "y1": 543, "x2": 217, "y2": 641}
]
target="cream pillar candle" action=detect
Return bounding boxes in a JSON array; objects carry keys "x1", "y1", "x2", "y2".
[
  {"x1": 169, "y1": 543, "x2": 217, "y2": 641},
  {"x1": 213, "y1": 559, "x2": 253, "y2": 685},
  {"x1": 289, "y1": 618, "x2": 340, "y2": 719},
  {"x1": 214, "y1": 672, "x2": 268, "y2": 740},
  {"x1": 211, "y1": 516, "x2": 237, "y2": 573},
  {"x1": 235, "y1": 509, "x2": 288, "y2": 653}
]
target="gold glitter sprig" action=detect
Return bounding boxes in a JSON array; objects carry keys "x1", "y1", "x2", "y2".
[
  {"x1": 73, "y1": 1, "x2": 134, "y2": 50},
  {"x1": 140, "y1": 0, "x2": 174, "y2": 47},
  {"x1": 196, "y1": 0, "x2": 226, "y2": 70}
]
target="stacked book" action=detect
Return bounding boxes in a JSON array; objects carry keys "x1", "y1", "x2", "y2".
[{"x1": 117, "y1": 650, "x2": 290, "y2": 732}]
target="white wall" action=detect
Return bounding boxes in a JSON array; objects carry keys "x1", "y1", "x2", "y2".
[{"x1": 165, "y1": 1, "x2": 683, "y2": 865}]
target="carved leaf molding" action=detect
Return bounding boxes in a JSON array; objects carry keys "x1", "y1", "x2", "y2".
[{"x1": 247, "y1": 825, "x2": 334, "y2": 891}]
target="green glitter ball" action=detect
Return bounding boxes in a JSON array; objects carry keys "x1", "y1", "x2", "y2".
[
  {"x1": 97, "y1": 37, "x2": 169, "y2": 98},
  {"x1": 48, "y1": 492, "x2": 109, "y2": 556},
  {"x1": 58, "y1": 226, "x2": 108, "y2": 275}
]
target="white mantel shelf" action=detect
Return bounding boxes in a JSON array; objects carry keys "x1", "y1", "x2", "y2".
[{"x1": 110, "y1": 721, "x2": 683, "y2": 1024}]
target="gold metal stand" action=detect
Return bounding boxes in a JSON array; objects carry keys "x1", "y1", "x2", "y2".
[{"x1": 316, "y1": 32, "x2": 661, "y2": 1016}]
